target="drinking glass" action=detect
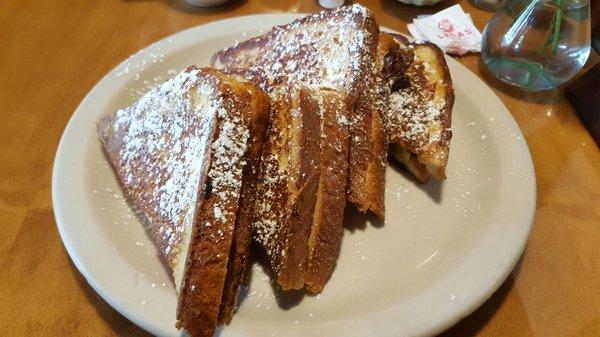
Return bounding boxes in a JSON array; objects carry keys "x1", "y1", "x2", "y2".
[{"x1": 481, "y1": 0, "x2": 591, "y2": 91}]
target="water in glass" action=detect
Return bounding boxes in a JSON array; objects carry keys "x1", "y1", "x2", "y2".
[{"x1": 481, "y1": 0, "x2": 591, "y2": 91}]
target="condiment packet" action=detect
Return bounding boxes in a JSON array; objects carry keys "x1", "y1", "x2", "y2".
[{"x1": 407, "y1": 5, "x2": 482, "y2": 55}]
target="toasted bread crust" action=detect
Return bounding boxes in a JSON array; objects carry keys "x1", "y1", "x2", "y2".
[
  {"x1": 214, "y1": 6, "x2": 386, "y2": 293},
  {"x1": 211, "y1": 5, "x2": 377, "y2": 92},
  {"x1": 277, "y1": 89, "x2": 321, "y2": 290},
  {"x1": 175, "y1": 151, "x2": 238, "y2": 337},
  {"x1": 364, "y1": 106, "x2": 387, "y2": 218},
  {"x1": 412, "y1": 42, "x2": 453, "y2": 179},
  {"x1": 252, "y1": 87, "x2": 321, "y2": 290},
  {"x1": 175, "y1": 70, "x2": 268, "y2": 337},
  {"x1": 346, "y1": 16, "x2": 384, "y2": 218},
  {"x1": 217, "y1": 79, "x2": 270, "y2": 324},
  {"x1": 305, "y1": 89, "x2": 349, "y2": 293},
  {"x1": 348, "y1": 32, "x2": 411, "y2": 218}
]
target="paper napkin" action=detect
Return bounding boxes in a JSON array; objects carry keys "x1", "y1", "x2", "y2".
[{"x1": 407, "y1": 5, "x2": 482, "y2": 55}]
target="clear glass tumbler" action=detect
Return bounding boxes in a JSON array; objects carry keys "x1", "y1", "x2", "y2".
[{"x1": 481, "y1": 0, "x2": 591, "y2": 91}]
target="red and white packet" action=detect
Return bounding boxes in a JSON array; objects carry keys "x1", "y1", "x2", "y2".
[{"x1": 407, "y1": 5, "x2": 482, "y2": 55}]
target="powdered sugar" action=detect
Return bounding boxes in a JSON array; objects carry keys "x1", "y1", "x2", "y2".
[
  {"x1": 388, "y1": 91, "x2": 442, "y2": 147},
  {"x1": 212, "y1": 5, "x2": 377, "y2": 266},
  {"x1": 212, "y1": 4, "x2": 373, "y2": 98},
  {"x1": 386, "y1": 42, "x2": 452, "y2": 155},
  {"x1": 207, "y1": 112, "x2": 250, "y2": 223},
  {"x1": 98, "y1": 67, "x2": 251, "y2": 288}
]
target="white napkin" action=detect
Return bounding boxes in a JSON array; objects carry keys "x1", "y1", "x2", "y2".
[{"x1": 407, "y1": 5, "x2": 482, "y2": 55}]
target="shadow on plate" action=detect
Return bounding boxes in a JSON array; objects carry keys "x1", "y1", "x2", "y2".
[
  {"x1": 388, "y1": 156, "x2": 444, "y2": 204},
  {"x1": 121, "y1": 0, "x2": 247, "y2": 15},
  {"x1": 438, "y1": 257, "x2": 525, "y2": 336},
  {"x1": 240, "y1": 243, "x2": 310, "y2": 310},
  {"x1": 241, "y1": 204, "x2": 383, "y2": 311},
  {"x1": 343, "y1": 202, "x2": 385, "y2": 232}
]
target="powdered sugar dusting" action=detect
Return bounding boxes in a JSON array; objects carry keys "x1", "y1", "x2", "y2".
[
  {"x1": 98, "y1": 67, "x2": 251, "y2": 288},
  {"x1": 252, "y1": 90, "x2": 302, "y2": 264},
  {"x1": 107, "y1": 68, "x2": 215, "y2": 265},
  {"x1": 206, "y1": 106, "x2": 250, "y2": 223},
  {"x1": 388, "y1": 92, "x2": 443, "y2": 147},
  {"x1": 212, "y1": 4, "x2": 373, "y2": 98},
  {"x1": 212, "y1": 5, "x2": 377, "y2": 263},
  {"x1": 386, "y1": 41, "x2": 452, "y2": 174}
]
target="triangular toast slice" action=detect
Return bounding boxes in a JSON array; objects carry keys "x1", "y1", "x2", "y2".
[
  {"x1": 305, "y1": 88, "x2": 349, "y2": 293},
  {"x1": 217, "y1": 73, "x2": 270, "y2": 324},
  {"x1": 223, "y1": 65, "x2": 351, "y2": 293},
  {"x1": 351, "y1": 32, "x2": 414, "y2": 219},
  {"x1": 211, "y1": 4, "x2": 386, "y2": 218},
  {"x1": 97, "y1": 67, "x2": 269, "y2": 337},
  {"x1": 252, "y1": 85, "x2": 322, "y2": 290},
  {"x1": 385, "y1": 33, "x2": 454, "y2": 182}
]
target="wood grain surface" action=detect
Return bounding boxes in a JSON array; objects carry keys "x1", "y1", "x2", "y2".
[{"x1": 1, "y1": 0, "x2": 599, "y2": 336}]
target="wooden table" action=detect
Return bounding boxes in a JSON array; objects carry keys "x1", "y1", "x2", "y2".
[{"x1": 1, "y1": 0, "x2": 599, "y2": 336}]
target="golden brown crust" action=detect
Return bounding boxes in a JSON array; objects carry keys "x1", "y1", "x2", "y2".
[
  {"x1": 175, "y1": 152, "x2": 237, "y2": 337},
  {"x1": 96, "y1": 77, "x2": 209, "y2": 272},
  {"x1": 217, "y1": 80, "x2": 270, "y2": 324},
  {"x1": 97, "y1": 66, "x2": 229, "y2": 277},
  {"x1": 175, "y1": 70, "x2": 269, "y2": 337},
  {"x1": 252, "y1": 87, "x2": 321, "y2": 291},
  {"x1": 365, "y1": 108, "x2": 387, "y2": 218},
  {"x1": 211, "y1": 5, "x2": 377, "y2": 93},
  {"x1": 348, "y1": 32, "x2": 409, "y2": 219},
  {"x1": 276, "y1": 89, "x2": 322, "y2": 290},
  {"x1": 213, "y1": 6, "x2": 385, "y2": 293},
  {"x1": 305, "y1": 89, "x2": 349, "y2": 293},
  {"x1": 346, "y1": 13, "x2": 385, "y2": 218},
  {"x1": 413, "y1": 42, "x2": 454, "y2": 180}
]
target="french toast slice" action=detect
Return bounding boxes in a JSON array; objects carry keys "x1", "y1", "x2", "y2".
[
  {"x1": 97, "y1": 67, "x2": 269, "y2": 337},
  {"x1": 211, "y1": 5, "x2": 386, "y2": 218},
  {"x1": 386, "y1": 34, "x2": 454, "y2": 182},
  {"x1": 305, "y1": 88, "x2": 349, "y2": 293},
  {"x1": 253, "y1": 85, "x2": 322, "y2": 291},
  {"x1": 352, "y1": 32, "x2": 413, "y2": 218},
  {"x1": 224, "y1": 67, "x2": 351, "y2": 293},
  {"x1": 218, "y1": 73, "x2": 270, "y2": 324}
]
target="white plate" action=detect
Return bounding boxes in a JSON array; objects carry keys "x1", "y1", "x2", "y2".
[{"x1": 52, "y1": 14, "x2": 536, "y2": 337}]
